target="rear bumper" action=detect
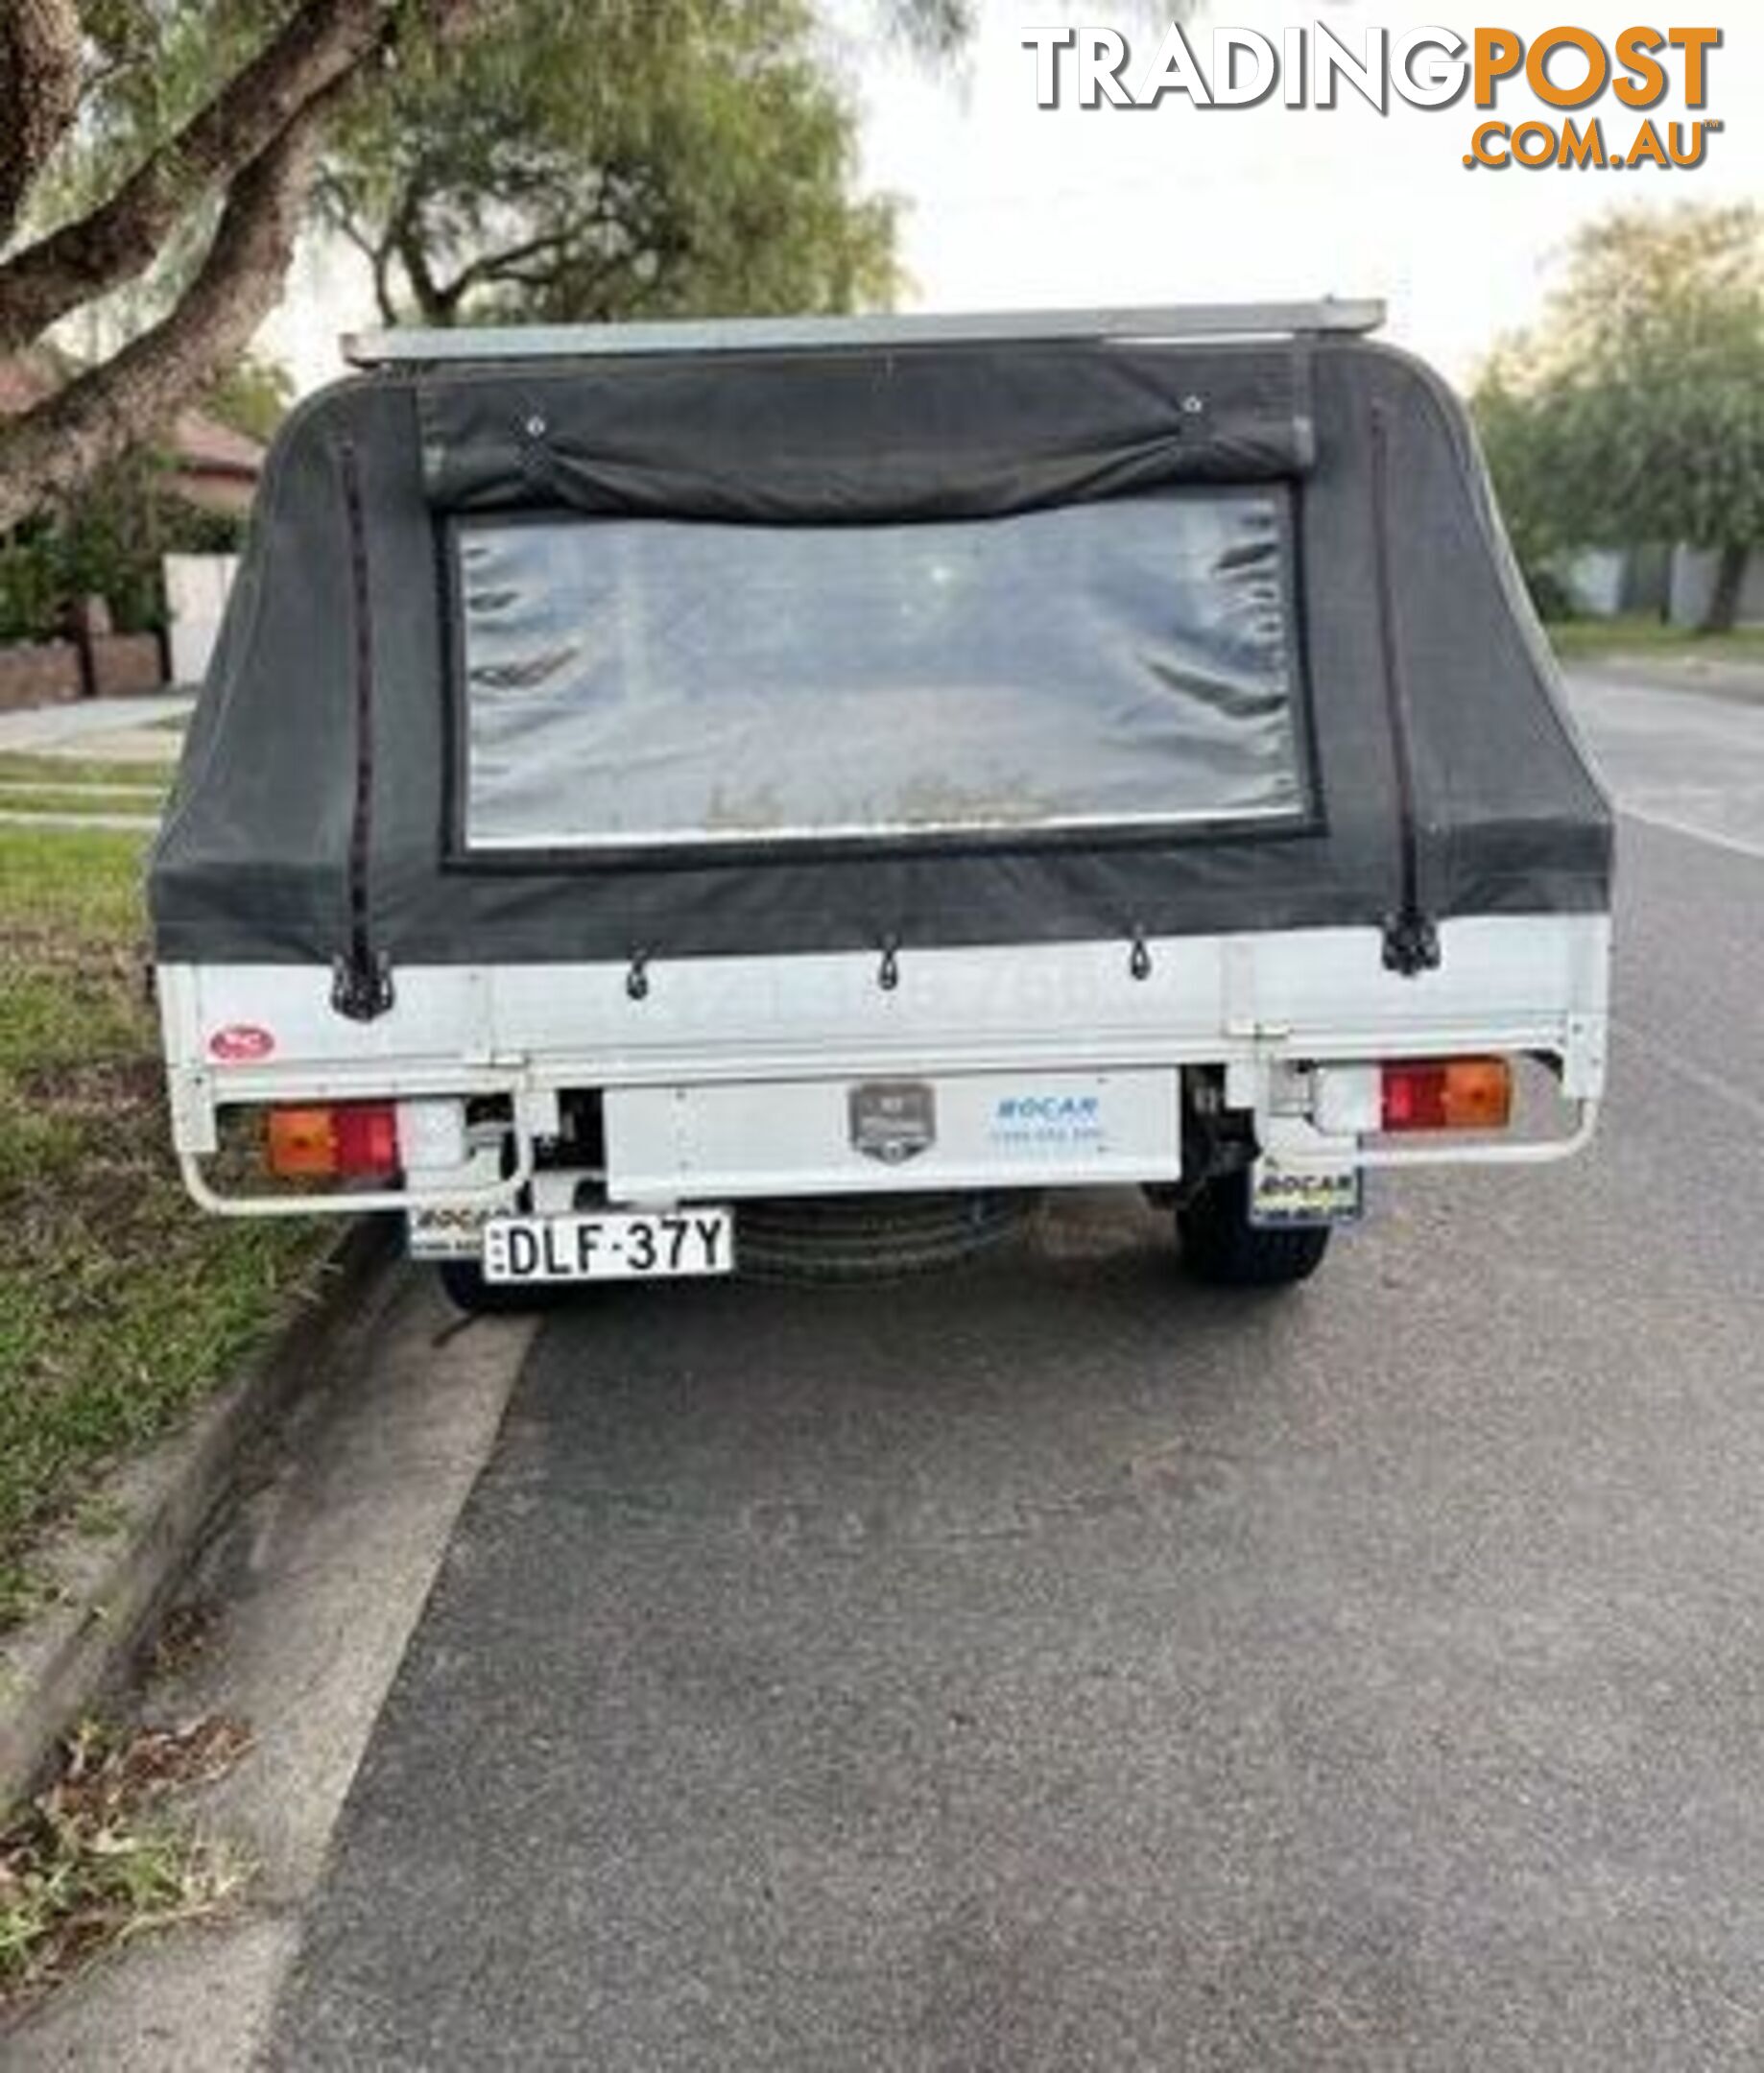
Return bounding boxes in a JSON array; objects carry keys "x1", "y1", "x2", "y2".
[{"x1": 157, "y1": 915, "x2": 1611, "y2": 1215}]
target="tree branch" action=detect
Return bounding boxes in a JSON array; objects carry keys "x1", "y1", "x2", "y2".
[
  {"x1": 432, "y1": 226, "x2": 577, "y2": 309},
  {"x1": 0, "y1": 101, "x2": 330, "y2": 535},
  {"x1": 369, "y1": 230, "x2": 401, "y2": 326},
  {"x1": 312, "y1": 168, "x2": 404, "y2": 324},
  {"x1": 389, "y1": 186, "x2": 450, "y2": 323},
  {"x1": 0, "y1": 0, "x2": 488, "y2": 356},
  {"x1": 0, "y1": 0, "x2": 83, "y2": 250}
]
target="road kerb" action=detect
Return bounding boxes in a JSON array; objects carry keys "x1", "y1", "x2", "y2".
[{"x1": 0, "y1": 1220, "x2": 398, "y2": 1810}]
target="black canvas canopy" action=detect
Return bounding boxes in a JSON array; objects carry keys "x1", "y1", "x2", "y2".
[{"x1": 151, "y1": 305, "x2": 1611, "y2": 1000}]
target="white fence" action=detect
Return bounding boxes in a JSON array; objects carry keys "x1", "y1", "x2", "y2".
[
  {"x1": 1669, "y1": 547, "x2": 1764, "y2": 631},
  {"x1": 164, "y1": 552, "x2": 240, "y2": 685}
]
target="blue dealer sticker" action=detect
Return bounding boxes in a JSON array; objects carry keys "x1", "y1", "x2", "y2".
[{"x1": 991, "y1": 1092, "x2": 1105, "y2": 1149}]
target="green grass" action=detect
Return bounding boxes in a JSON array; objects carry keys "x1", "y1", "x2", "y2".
[
  {"x1": 1549, "y1": 614, "x2": 1764, "y2": 663},
  {"x1": 0, "y1": 826, "x2": 152, "y2": 937},
  {"x1": 0, "y1": 754, "x2": 177, "y2": 790},
  {"x1": 0, "y1": 793, "x2": 163, "y2": 822},
  {"x1": 0, "y1": 826, "x2": 322, "y2": 1626}
]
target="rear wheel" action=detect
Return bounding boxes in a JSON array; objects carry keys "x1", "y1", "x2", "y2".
[
  {"x1": 437, "y1": 1258, "x2": 566, "y2": 1316},
  {"x1": 1177, "y1": 1168, "x2": 1331, "y2": 1288}
]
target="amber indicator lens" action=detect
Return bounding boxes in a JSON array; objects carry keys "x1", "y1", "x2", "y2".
[{"x1": 265, "y1": 1103, "x2": 400, "y2": 1178}]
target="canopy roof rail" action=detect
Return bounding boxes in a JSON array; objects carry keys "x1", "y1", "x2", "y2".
[{"x1": 342, "y1": 299, "x2": 1387, "y2": 368}]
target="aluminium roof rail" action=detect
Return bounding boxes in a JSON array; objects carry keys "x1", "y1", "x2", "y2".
[{"x1": 341, "y1": 299, "x2": 1387, "y2": 368}]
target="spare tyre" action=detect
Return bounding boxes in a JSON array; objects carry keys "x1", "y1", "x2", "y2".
[{"x1": 737, "y1": 1190, "x2": 1039, "y2": 1283}]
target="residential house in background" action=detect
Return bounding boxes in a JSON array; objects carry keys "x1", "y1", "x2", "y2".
[
  {"x1": 0, "y1": 356, "x2": 265, "y2": 518},
  {"x1": 0, "y1": 354, "x2": 263, "y2": 709}
]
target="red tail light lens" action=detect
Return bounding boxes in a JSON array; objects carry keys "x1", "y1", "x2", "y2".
[
  {"x1": 1381, "y1": 1059, "x2": 1514, "y2": 1133},
  {"x1": 266, "y1": 1103, "x2": 400, "y2": 1179},
  {"x1": 333, "y1": 1103, "x2": 400, "y2": 1175}
]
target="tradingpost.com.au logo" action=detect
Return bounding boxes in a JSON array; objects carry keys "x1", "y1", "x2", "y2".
[{"x1": 1023, "y1": 23, "x2": 1724, "y2": 171}]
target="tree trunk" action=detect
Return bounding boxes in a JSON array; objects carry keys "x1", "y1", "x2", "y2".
[
  {"x1": 0, "y1": 0, "x2": 489, "y2": 357},
  {"x1": 0, "y1": 0, "x2": 82, "y2": 249},
  {"x1": 1701, "y1": 543, "x2": 1752, "y2": 635},
  {"x1": 0, "y1": 111, "x2": 327, "y2": 536},
  {"x1": 0, "y1": 0, "x2": 493, "y2": 531},
  {"x1": 394, "y1": 214, "x2": 455, "y2": 326}
]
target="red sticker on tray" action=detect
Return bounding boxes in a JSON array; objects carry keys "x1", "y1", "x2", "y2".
[{"x1": 208, "y1": 1024, "x2": 276, "y2": 1062}]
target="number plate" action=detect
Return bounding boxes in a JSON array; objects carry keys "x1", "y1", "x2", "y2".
[{"x1": 483, "y1": 1208, "x2": 734, "y2": 1284}]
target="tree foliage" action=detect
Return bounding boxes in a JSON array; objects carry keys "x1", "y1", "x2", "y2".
[
  {"x1": 319, "y1": 0, "x2": 899, "y2": 328},
  {"x1": 1473, "y1": 204, "x2": 1764, "y2": 631},
  {"x1": 201, "y1": 352, "x2": 296, "y2": 441},
  {"x1": 0, "y1": 451, "x2": 243, "y2": 642}
]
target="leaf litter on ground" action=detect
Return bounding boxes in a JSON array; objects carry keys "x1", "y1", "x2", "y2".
[{"x1": 0, "y1": 1713, "x2": 254, "y2": 2015}]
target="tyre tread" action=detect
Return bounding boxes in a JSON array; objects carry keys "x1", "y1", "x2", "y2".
[{"x1": 1178, "y1": 1170, "x2": 1331, "y2": 1288}]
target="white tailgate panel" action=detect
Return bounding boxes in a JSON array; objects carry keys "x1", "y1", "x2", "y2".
[{"x1": 605, "y1": 1068, "x2": 1181, "y2": 1203}]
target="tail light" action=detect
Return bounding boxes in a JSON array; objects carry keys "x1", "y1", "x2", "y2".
[
  {"x1": 266, "y1": 1103, "x2": 400, "y2": 1179},
  {"x1": 1381, "y1": 1059, "x2": 1514, "y2": 1133}
]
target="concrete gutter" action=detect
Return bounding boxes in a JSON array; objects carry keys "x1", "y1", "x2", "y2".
[
  {"x1": 6, "y1": 1268, "x2": 536, "y2": 2069},
  {"x1": 0, "y1": 1221, "x2": 398, "y2": 1810}
]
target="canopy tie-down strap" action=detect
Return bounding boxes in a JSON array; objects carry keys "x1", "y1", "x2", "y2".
[
  {"x1": 330, "y1": 437, "x2": 394, "y2": 1022},
  {"x1": 1370, "y1": 401, "x2": 1442, "y2": 980}
]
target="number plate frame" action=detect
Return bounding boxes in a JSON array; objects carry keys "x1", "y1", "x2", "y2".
[
  {"x1": 1248, "y1": 1159, "x2": 1363, "y2": 1228},
  {"x1": 482, "y1": 1207, "x2": 734, "y2": 1283}
]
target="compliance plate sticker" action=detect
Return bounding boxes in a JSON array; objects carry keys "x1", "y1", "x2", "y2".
[{"x1": 848, "y1": 1081, "x2": 937, "y2": 1165}]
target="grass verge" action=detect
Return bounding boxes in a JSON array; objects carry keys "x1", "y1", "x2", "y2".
[
  {"x1": 0, "y1": 795, "x2": 164, "y2": 822},
  {"x1": 0, "y1": 1715, "x2": 252, "y2": 2013},
  {"x1": 0, "y1": 756, "x2": 176, "y2": 790},
  {"x1": 1549, "y1": 615, "x2": 1764, "y2": 664},
  {"x1": 0, "y1": 824, "x2": 322, "y2": 1627}
]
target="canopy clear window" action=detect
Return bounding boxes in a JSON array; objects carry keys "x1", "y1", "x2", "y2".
[{"x1": 455, "y1": 491, "x2": 1309, "y2": 853}]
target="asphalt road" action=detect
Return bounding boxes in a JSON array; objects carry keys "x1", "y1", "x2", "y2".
[{"x1": 252, "y1": 672, "x2": 1764, "y2": 2071}]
